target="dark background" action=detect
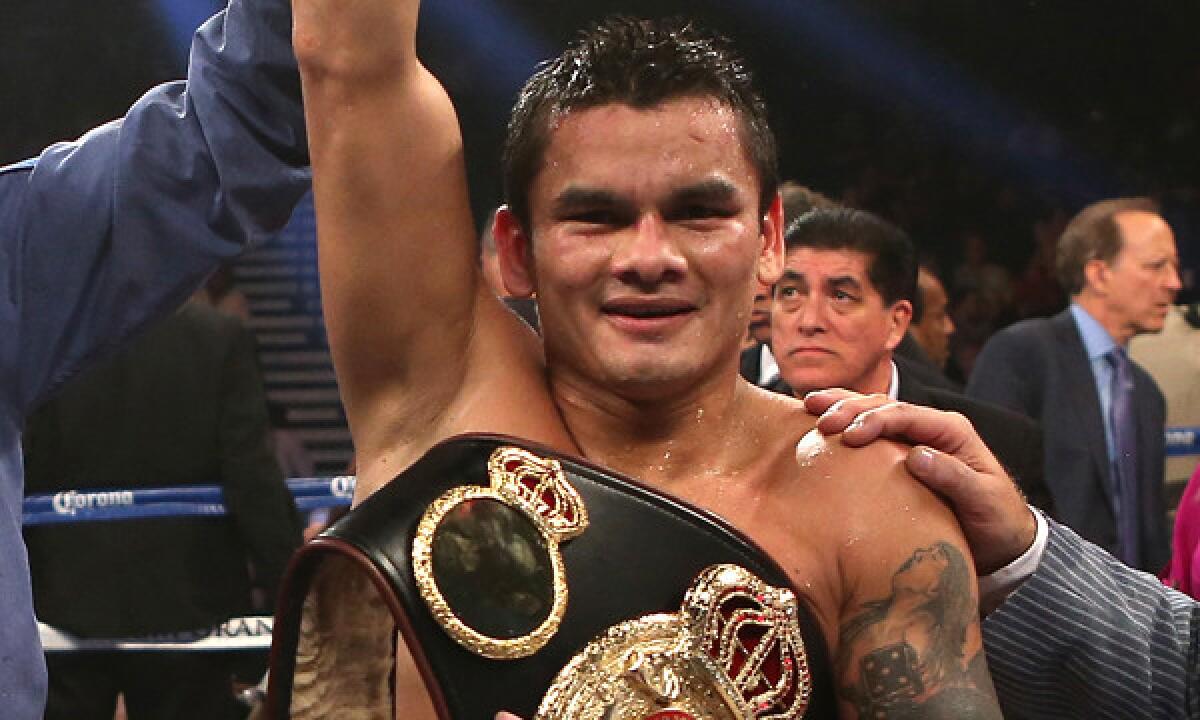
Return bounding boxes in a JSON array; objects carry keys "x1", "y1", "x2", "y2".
[{"x1": 3, "y1": 0, "x2": 1196, "y2": 293}]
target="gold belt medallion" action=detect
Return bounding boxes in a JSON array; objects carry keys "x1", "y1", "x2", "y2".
[
  {"x1": 412, "y1": 446, "x2": 588, "y2": 659},
  {"x1": 537, "y1": 565, "x2": 811, "y2": 720}
]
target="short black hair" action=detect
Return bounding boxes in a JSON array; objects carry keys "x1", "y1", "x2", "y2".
[
  {"x1": 502, "y1": 16, "x2": 778, "y2": 233},
  {"x1": 783, "y1": 208, "x2": 916, "y2": 306}
]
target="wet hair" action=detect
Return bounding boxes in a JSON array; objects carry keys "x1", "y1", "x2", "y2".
[
  {"x1": 1056, "y1": 196, "x2": 1160, "y2": 296},
  {"x1": 501, "y1": 15, "x2": 778, "y2": 233},
  {"x1": 783, "y1": 207, "x2": 916, "y2": 306}
]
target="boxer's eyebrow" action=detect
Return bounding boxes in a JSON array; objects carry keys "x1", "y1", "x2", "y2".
[
  {"x1": 552, "y1": 187, "x2": 631, "y2": 217},
  {"x1": 667, "y1": 177, "x2": 739, "y2": 207}
]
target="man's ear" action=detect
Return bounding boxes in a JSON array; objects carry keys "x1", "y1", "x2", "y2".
[
  {"x1": 756, "y1": 193, "x2": 786, "y2": 286},
  {"x1": 493, "y1": 206, "x2": 536, "y2": 298},
  {"x1": 886, "y1": 299, "x2": 914, "y2": 350},
  {"x1": 1083, "y1": 258, "x2": 1111, "y2": 296}
]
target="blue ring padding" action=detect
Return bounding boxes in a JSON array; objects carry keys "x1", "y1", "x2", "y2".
[
  {"x1": 24, "y1": 485, "x2": 222, "y2": 513},
  {"x1": 23, "y1": 427, "x2": 1200, "y2": 526},
  {"x1": 23, "y1": 477, "x2": 357, "y2": 526},
  {"x1": 25, "y1": 503, "x2": 229, "y2": 526},
  {"x1": 1166, "y1": 426, "x2": 1200, "y2": 457}
]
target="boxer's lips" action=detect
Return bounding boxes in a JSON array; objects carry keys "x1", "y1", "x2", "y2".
[{"x1": 601, "y1": 298, "x2": 697, "y2": 335}]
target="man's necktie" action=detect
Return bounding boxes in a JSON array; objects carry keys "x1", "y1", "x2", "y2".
[{"x1": 1108, "y1": 347, "x2": 1140, "y2": 566}]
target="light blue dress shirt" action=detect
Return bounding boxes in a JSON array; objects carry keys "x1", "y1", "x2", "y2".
[{"x1": 1069, "y1": 303, "x2": 1120, "y2": 466}]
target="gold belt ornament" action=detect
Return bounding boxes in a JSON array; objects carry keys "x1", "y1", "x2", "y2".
[
  {"x1": 537, "y1": 564, "x2": 812, "y2": 720},
  {"x1": 412, "y1": 446, "x2": 588, "y2": 659}
]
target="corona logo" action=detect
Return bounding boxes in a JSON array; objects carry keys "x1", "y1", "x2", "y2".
[
  {"x1": 51, "y1": 490, "x2": 136, "y2": 515},
  {"x1": 329, "y1": 476, "x2": 356, "y2": 498}
]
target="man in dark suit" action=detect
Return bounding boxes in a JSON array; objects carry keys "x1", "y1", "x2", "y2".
[
  {"x1": 769, "y1": 207, "x2": 1050, "y2": 511},
  {"x1": 23, "y1": 302, "x2": 302, "y2": 719},
  {"x1": 737, "y1": 279, "x2": 779, "y2": 387},
  {"x1": 739, "y1": 180, "x2": 839, "y2": 388},
  {"x1": 901, "y1": 266, "x2": 962, "y2": 390},
  {"x1": 967, "y1": 197, "x2": 1182, "y2": 572}
]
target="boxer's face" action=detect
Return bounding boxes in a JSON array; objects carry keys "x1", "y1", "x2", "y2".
[{"x1": 498, "y1": 96, "x2": 783, "y2": 400}]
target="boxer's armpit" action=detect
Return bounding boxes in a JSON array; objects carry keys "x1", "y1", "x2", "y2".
[{"x1": 835, "y1": 542, "x2": 1002, "y2": 720}]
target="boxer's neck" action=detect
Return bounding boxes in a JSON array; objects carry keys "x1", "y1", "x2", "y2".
[{"x1": 548, "y1": 366, "x2": 759, "y2": 488}]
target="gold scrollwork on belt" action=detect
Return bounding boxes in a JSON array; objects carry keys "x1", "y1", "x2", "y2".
[
  {"x1": 412, "y1": 446, "x2": 588, "y2": 659},
  {"x1": 537, "y1": 564, "x2": 811, "y2": 720}
]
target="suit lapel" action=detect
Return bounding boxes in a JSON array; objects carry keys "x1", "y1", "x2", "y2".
[
  {"x1": 895, "y1": 362, "x2": 931, "y2": 406},
  {"x1": 738, "y1": 345, "x2": 761, "y2": 384},
  {"x1": 1051, "y1": 310, "x2": 1115, "y2": 509}
]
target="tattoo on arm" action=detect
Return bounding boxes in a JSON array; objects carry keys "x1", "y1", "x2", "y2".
[{"x1": 838, "y1": 542, "x2": 1001, "y2": 719}]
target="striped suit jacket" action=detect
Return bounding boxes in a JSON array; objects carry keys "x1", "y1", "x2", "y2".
[{"x1": 983, "y1": 519, "x2": 1199, "y2": 718}]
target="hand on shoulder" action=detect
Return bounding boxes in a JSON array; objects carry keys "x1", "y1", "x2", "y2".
[{"x1": 803, "y1": 388, "x2": 1037, "y2": 575}]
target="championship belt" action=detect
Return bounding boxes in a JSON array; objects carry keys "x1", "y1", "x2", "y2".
[{"x1": 266, "y1": 434, "x2": 836, "y2": 719}]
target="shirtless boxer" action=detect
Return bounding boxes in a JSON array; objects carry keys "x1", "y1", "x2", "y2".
[{"x1": 289, "y1": 0, "x2": 1002, "y2": 716}]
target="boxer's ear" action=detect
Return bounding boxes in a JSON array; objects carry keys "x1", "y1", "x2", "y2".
[
  {"x1": 493, "y1": 206, "x2": 535, "y2": 298},
  {"x1": 757, "y1": 193, "x2": 785, "y2": 286}
]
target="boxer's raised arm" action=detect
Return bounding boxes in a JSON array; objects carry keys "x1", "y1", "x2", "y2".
[{"x1": 291, "y1": 0, "x2": 518, "y2": 484}]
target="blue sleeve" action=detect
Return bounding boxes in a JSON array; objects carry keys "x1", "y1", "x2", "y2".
[
  {"x1": 0, "y1": 0, "x2": 309, "y2": 416},
  {"x1": 982, "y1": 519, "x2": 1199, "y2": 719}
]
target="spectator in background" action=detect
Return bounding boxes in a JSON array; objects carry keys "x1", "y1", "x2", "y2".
[
  {"x1": 968, "y1": 197, "x2": 1181, "y2": 572},
  {"x1": 740, "y1": 181, "x2": 837, "y2": 386},
  {"x1": 1165, "y1": 463, "x2": 1200, "y2": 599},
  {"x1": 778, "y1": 180, "x2": 837, "y2": 223},
  {"x1": 909, "y1": 266, "x2": 956, "y2": 372},
  {"x1": 23, "y1": 302, "x2": 302, "y2": 719},
  {"x1": 954, "y1": 229, "x2": 1014, "y2": 303},
  {"x1": 741, "y1": 279, "x2": 774, "y2": 350},
  {"x1": 268, "y1": 401, "x2": 315, "y2": 481},
  {"x1": 1130, "y1": 301, "x2": 1200, "y2": 510},
  {"x1": 950, "y1": 229, "x2": 1014, "y2": 380},
  {"x1": 1013, "y1": 203, "x2": 1069, "y2": 319},
  {"x1": 895, "y1": 264, "x2": 961, "y2": 391},
  {"x1": 769, "y1": 208, "x2": 1051, "y2": 513},
  {"x1": 737, "y1": 279, "x2": 779, "y2": 386},
  {"x1": 266, "y1": 401, "x2": 331, "y2": 543}
]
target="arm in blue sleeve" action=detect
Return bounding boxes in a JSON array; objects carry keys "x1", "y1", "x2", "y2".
[
  {"x1": 982, "y1": 518, "x2": 1199, "y2": 720},
  {"x1": 0, "y1": 0, "x2": 310, "y2": 415}
]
